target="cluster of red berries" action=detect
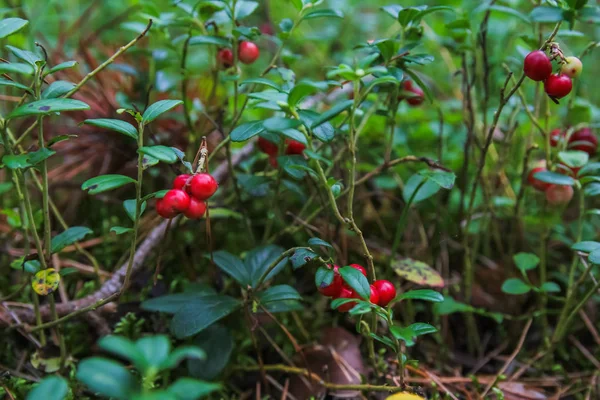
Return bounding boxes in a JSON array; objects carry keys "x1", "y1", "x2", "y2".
[
  {"x1": 527, "y1": 127, "x2": 596, "y2": 205},
  {"x1": 317, "y1": 264, "x2": 397, "y2": 312},
  {"x1": 257, "y1": 136, "x2": 306, "y2": 167},
  {"x1": 399, "y1": 80, "x2": 424, "y2": 106},
  {"x1": 156, "y1": 173, "x2": 218, "y2": 219},
  {"x1": 217, "y1": 41, "x2": 260, "y2": 68},
  {"x1": 523, "y1": 50, "x2": 582, "y2": 99}
]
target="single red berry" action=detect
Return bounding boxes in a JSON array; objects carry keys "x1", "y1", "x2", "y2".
[
  {"x1": 373, "y1": 280, "x2": 397, "y2": 307},
  {"x1": 161, "y1": 189, "x2": 191, "y2": 216},
  {"x1": 318, "y1": 264, "x2": 343, "y2": 297},
  {"x1": 568, "y1": 127, "x2": 597, "y2": 155},
  {"x1": 172, "y1": 174, "x2": 191, "y2": 190},
  {"x1": 527, "y1": 166, "x2": 551, "y2": 192},
  {"x1": 269, "y1": 156, "x2": 278, "y2": 168},
  {"x1": 285, "y1": 139, "x2": 306, "y2": 155},
  {"x1": 557, "y1": 163, "x2": 580, "y2": 178},
  {"x1": 337, "y1": 287, "x2": 357, "y2": 312},
  {"x1": 544, "y1": 74, "x2": 572, "y2": 99},
  {"x1": 545, "y1": 184, "x2": 574, "y2": 206},
  {"x1": 349, "y1": 263, "x2": 367, "y2": 277},
  {"x1": 188, "y1": 173, "x2": 218, "y2": 200},
  {"x1": 258, "y1": 137, "x2": 278, "y2": 156},
  {"x1": 523, "y1": 50, "x2": 552, "y2": 82},
  {"x1": 368, "y1": 285, "x2": 380, "y2": 305},
  {"x1": 400, "y1": 80, "x2": 425, "y2": 106},
  {"x1": 156, "y1": 198, "x2": 178, "y2": 219},
  {"x1": 217, "y1": 48, "x2": 234, "y2": 68},
  {"x1": 183, "y1": 197, "x2": 207, "y2": 219},
  {"x1": 238, "y1": 41, "x2": 260, "y2": 64},
  {"x1": 550, "y1": 129, "x2": 565, "y2": 147},
  {"x1": 260, "y1": 23, "x2": 274, "y2": 36}
]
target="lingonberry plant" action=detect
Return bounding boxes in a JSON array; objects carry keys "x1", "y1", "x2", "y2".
[{"x1": 2, "y1": 0, "x2": 600, "y2": 399}]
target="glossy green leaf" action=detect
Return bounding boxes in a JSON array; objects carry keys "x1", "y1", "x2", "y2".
[
  {"x1": 142, "y1": 100, "x2": 183, "y2": 124},
  {"x1": 212, "y1": 251, "x2": 250, "y2": 286},
  {"x1": 111, "y1": 226, "x2": 133, "y2": 235},
  {"x1": 298, "y1": 110, "x2": 335, "y2": 142},
  {"x1": 339, "y1": 265, "x2": 370, "y2": 300},
  {"x1": 231, "y1": 120, "x2": 265, "y2": 142},
  {"x1": 240, "y1": 78, "x2": 281, "y2": 91},
  {"x1": 571, "y1": 241, "x2": 600, "y2": 253},
  {"x1": 258, "y1": 284, "x2": 302, "y2": 303},
  {"x1": 263, "y1": 117, "x2": 301, "y2": 132},
  {"x1": 308, "y1": 237, "x2": 332, "y2": 249},
  {"x1": 141, "y1": 291, "x2": 216, "y2": 314},
  {"x1": 310, "y1": 100, "x2": 353, "y2": 129},
  {"x1": 162, "y1": 346, "x2": 205, "y2": 370},
  {"x1": 138, "y1": 146, "x2": 178, "y2": 164},
  {"x1": 51, "y1": 226, "x2": 93, "y2": 253},
  {"x1": 84, "y1": 119, "x2": 138, "y2": 140},
  {"x1": 81, "y1": 174, "x2": 136, "y2": 195},
  {"x1": 2, "y1": 148, "x2": 56, "y2": 170},
  {"x1": 501, "y1": 278, "x2": 531, "y2": 295},
  {"x1": 98, "y1": 336, "x2": 147, "y2": 372},
  {"x1": 513, "y1": 252, "x2": 540, "y2": 273},
  {"x1": 529, "y1": 6, "x2": 564, "y2": 22},
  {"x1": 7, "y1": 99, "x2": 89, "y2": 119},
  {"x1": 395, "y1": 289, "x2": 443, "y2": 303},
  {"x1": 47, "y1": 61, "x2": 78, "y2": 75},
  {"x1": 170, "y1": 294, "x2": 241, "y2": 339},
  {"x1": 123, "y1": 199, "x2": 146, "y2": 221},
  {"x1": 540, "y1": 282, "x2": 561, "y2": 293},
  {"x1": 188, "y1": 35, "x2": 230, "y2": 47},
  {"x1": 6, "y1": 45, "x2": 41, "y2": 66},
  {"x1": 0, "y1": 77, "x2": 32, "y2": 93},
  {"x1": 188, "y1": 324, "x2": 233, "y2": 380},
  {"x1": 418, "y1": 170, "x2": 455, "y2": 189},
  {"x1": 0, "y1": 18, "x2": 28, "y2": 38},
  {"x1": 533, "y1": 171, "x2": 575, "y2": 185},
  {"x1": 290, "y1": 248, "x2": 318, "y2": 269},
  {"x1": 167, "y1": 378, "x2": 221, "y2": 400},
  {"x1": 26, "y1": 376, "x2": 68, "y2": 400},
  {"x1": 403, "y1": 173, "x2": 442, "y2": 203},
  {"x1": 558, "y1": 150, "x2": 589, "y2": 168},
  {"x1": 0, "y1": 62, "x2": 34, "y2": 75},
  {"x1": 41, "y1": 81, "x2": 76, "y2": 99},
  {"x1": 303, "y1": 9, "x2": 343, "y2": 20},
  {"x1": 76, "y1": 358, "x2": 139, "y2": 399},
  {"x1": 315, "y1": 266, "x2": 334, "y2": 287},
  {"x1": 589, "y1": 248, "x2": 600, "y2": 264},
  {"x1": 246, "y1": 245, "x2": 288, "y2": 287}
]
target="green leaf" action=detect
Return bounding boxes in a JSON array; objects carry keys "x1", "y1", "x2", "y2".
[
  {"x1": 212, "y1": 251, "x2": 250, "y2": 286},
  {"x1": 280, "y1": 128, "x2": 307, "y2": 145},
  {"x1": 7, "y1": 98, "x2": 89, "y2": 119},
  {"x1": 47, "y1": 61, "x2": 78, "y2": 75},
  {"x1": 111, "y1": 226, "x2": 133, "y2": 235},
  {"x1": 390, "y1": 325, "x2": 417, "y2": 346},
  {"x1": 396, "y1": 289, "x2": 443, "y2": 303},
  {"x1": 529, "y1": 6, "x2": 564, "y2": 22},
  {"x1": 339, "y1": 265, "x2": 370, "y2": 300},
  {"x1": 290, "y1": 248, "x2": 318, "y2": 269},
  {"x1": 571, "y1": 241, "x2": 600, "y2": 253},
  {"x1": 2, "y1": 148, "x2": 56, "y2": 170},
  {"x1": 26, "y1": 376, "x2": 68, "y2": 400},
  {"x1": 188, "y1": 324, "x2": 233, "y2": 380},
  {"x1": 0, "y1": 77, "x2": 32, "y2": 93},
  {"x1": 167, "y1": 378, "x2": 221, "y2": 400},
  {"x1": 558, "y1": 150, "x2": 589, "y2": 168},
  {"x1": 231, "y1": 120, "x2": 265, "y2": 142},
  {"x1": 51, "y1": 226, "x2": 93, "y2": 253},
  {"x1": 0, "y1": 18, "x2": 28, "y2": 38},
  {"x1": 278, "y1": 154, "x2": 311, "y2": 180},
  {"x1": 59, "y1": 267, "x2": 78, "y2": 276},
  {"x1": 258, "y1": 284, "x2": 302, "y2": 303},
  {"x1": 76, "y1": 358, "x2": 139, "y2": 399},
  {"x1": 578, "y1": 162, "x2": 600, "y2": 177},
  {"x1": 540, "y1": 282, "x2": 561, "y2": 293},
  {"x1": 302, "y1": 9, "x2": 343, "y2": 20},
  {"x1": 298, "y1": 110, "x2": 335, "y2": 143},
  {"x1": 418, "y1": 170, "x2": 455, "y2": 190},
  {"x1": 84, "y1": 118, "x2": 138, "y2": 140},
  {"x1": 533, "y1": 171, "x2": 575, "y2": 186},
  {"x1": 6, "y1": 45, "x2": 41, "y2": 66},
  {"x1": 392, "y1": 258, "x2": 444, "y2": 287},
  {"x1": 142, "y1": 100, "x2": 183, "y2": 124},
  {"x1": 163, "y1": 346, "x2": 205, "y2": 370},
  {"x1": 288, "y1": 84, "x2": 319, "y2": 107},
  {"x1": 310, "y1": 100, "x2": 353, "y2": 129},
  {"x1": 409, "y1": 322, "x2": 437, "y2": 336},
  {"x1": 501, "y1": 278, "x2": 531, "y2": 295},
  {"x1": 263, "y1": 117, "x2": 301, "y2": 132},
  {"x1": 246, "y1": 245, "x2": 288, "y2": 287},
  {"x1": 0, "y1": 62, "x2": 34, "y2": 76},
  {"x1": 170, "y1": 294, "x2": 241, "y2": 339},
  {"x1": 188, "y1": 35, "x2": 230, "y2": 47},
  {"x1": 315, "y1": 266, "x2": 334, "y2": 287},
  {"x1": 98, "y1": 336, "x2": 147, "y2": 372},
  {"x1": 123, "y1": 199, "x2": 146, "y2": 221},
  {"x1": 308, "y1": 237, "x2": 332, "y2": 249},
  {"x1": 382, "y1": 5, "x2": 403, "y2": 19},
  {"x1": 589, "y1": 248, "x2": 600, "y2": 264},
  {"x1": 141, "y1": 291, "x2": 216, "y2": 314},
  {"x1": 41, "y1": 81, "x2": 75, "y2": 99},
  {"x1": 135, "y1": 335, "x2": 171, "y2": 371},
  {"x1": 513, "y1": 252, "x2": 540, "y2": 273},
  {"x1": 0, "y1": 182, "x2": 13, "y2": 194},
  {"x1": 240, "y1": 78, "x2": 281, "y2": 91},
  {"x1": 403, "y1": 173, "x2": 442, "y2": 203},
  {"x1": 138, "y1": 146, "x2": 178, "y2": 164},
  {"x1": 82, "y1": 174, "x2": 136, "y2": 195},
  {"x1": 234, "y1": 0, "x2": 259, "y2": 19}
]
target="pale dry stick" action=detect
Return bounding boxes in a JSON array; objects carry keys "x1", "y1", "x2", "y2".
[
  {"x1": 2, "y1": 144, "x2": 254, "y2": 325},
  {"x1": 480, "y1": 319, "x2": 533, "y2": 398},
  {"x1": 569, "y1": 336, "x2": 600, "y2": 370}
]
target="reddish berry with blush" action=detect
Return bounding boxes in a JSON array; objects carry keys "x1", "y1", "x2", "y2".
[
  {"x1": 527, "y1": 164, "x2": 551, "y2": 192},
  {"x1": 550, "y1": 129, "x2": 565, "y2": 147},
  {"x1": 217, "y1": 48, "x2": 234, "y2": 68},
  {"x1": 188, "y1": 173, "x2": 218, "y2": 200},
  {"x1": 337, "y1": 287, "x2": 356, "y2": 312},
  {"x1": 317, "y1": 265, "x2": 343, "y2": 297},
  {"x1": 544, "y1": 74, "x2": 572, "y2": 99},
  {"x1": 373, "y1": 280, "x2": 396, "y2": 307},
  {"x1": 400, "y1": 80, "x2": 425, "y2": 106},
  {"x1": 568, "y1": 128, "x2": 597, "y2": 155},
  {"x1": 349, "y1": 263, "x2": 367, "y2": 277},
  {"x1": 238, "y1": 41, "x2": 260, "y2": 64},
  {"x1": 285, "y1": 139, "x2": 306, "y2": 155},
  {"x1": 156, "y1": 198, "x2": 177, "y2": 219},
  {"x1": 523, "y1": 50, "x2": 552, "y2": 82},
  {"x1": 545, "y1": 184, "x2": 574, "y2": 206},
  {"x1": 258, "y1": 137, "x2": 278, "y2": 156},
  {"x1": 269, "y1": 156, "x2": 278, "y2": 168},
  {"x1": 183, "y1": 198, "x2": 207, "y2": 219},
  {"x1": 172, "y1": 174, "x2": 191, "y2": 190},
  {"x1": 161, "y1": 189, "x2": 191, "y2": 215}
]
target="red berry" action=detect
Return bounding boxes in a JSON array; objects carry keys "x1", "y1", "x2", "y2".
[
  {"x1": 156, "y1": 198, "x2": 177, "y2": 219},
  {"x1": 258, "y1": 137, "x2": 278, "y2": 156},
  {"x1": 400, "y1": 80, "x2": 425, "y2": 106},
  {"x1": 161, "y1": 189, "x2": 191, "y2": 216},
  {"x1": 568, "y1": 127, "x2": 597, "y2": 155},
  {"x1": 349, "y1": 263, "x2": 367, "y2": 277},
  {"x1": 238, "y1": 41, "x2": 260, "y2": 64},
  {"x1": 172, "y1": 174, "x2": 191, "y2": 190},
  {"x1": 373, "y1": 280, "x2": 397, "y2": 307},
  {"x1": 527, "y1": 166, "x2": 551, "y2": 192},
  {"x1": 269, "y1": 156, "x2": 278, "y2": 168},
  {"x1": 367, "y1": 285, "x2": 380, "y2": 305},
  {"x1": 523, "y1": 51, "x2": 552, "y2": 82},
  {"x1": 284, "y1": 140, "x2": 306, "y2": 155},
  {"x1": 550, "y1": 129, "x2": 565, "y2": 147},
  {"x1": 545, "y1": 184, "x2": 574, "y2": 206},
  {"x1": 318, "y1": 265, "x2": 343, "y2": 297},
  {"x1": 217, "y1": 48, "x2": 234, "y2": 68},
  {"x1": 188, "y1": 173, "x2": 218, "y2": 200},
  {"x1": 260, "y1": 23, "x2": 274, "y2": 36},
  {"x1": 544, "y1": 74, "x2": 572, "y2": 99},
  {"x1": 183, "y1": 198, "x2": 207, "y2": 219},
  {"x1": 557, "y1": 163, "x2": 580, "y2": 178},
  {"x1": 337, "y1": 287, "x2": 356, "y2": 312}
]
